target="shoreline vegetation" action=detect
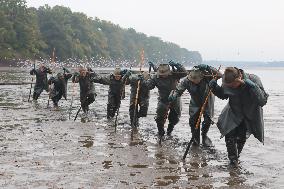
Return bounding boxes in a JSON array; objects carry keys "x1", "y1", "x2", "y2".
[{"x1": 0, "y1": 0, "x2": 201, "y2": 66}]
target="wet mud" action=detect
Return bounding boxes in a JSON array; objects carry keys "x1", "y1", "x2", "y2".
[{"x1": 0, "y1": 67, "x2": 283, "y2": 188}]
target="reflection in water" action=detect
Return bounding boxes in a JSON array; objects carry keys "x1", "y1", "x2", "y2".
[
  {"x1": 129, "y1": 127, "x2": 145, "y2": 146},
  {"x1": 128, "y1": 164, "x2": 148, "y2": 168}
]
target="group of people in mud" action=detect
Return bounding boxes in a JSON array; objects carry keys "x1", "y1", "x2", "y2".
[{"x1": 29, "y1": 61, "x2": 268, "y2": 166}]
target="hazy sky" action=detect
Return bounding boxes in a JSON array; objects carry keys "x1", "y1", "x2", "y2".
[{"x1": 26, "y1": 0, "x2": 284, "y2": 61}]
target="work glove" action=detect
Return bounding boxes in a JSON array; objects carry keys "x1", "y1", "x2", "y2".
[
  {"x1": 244, "y1": 79, "x2": 256, "y2": 88},
  {"x1": 120, "y1": 69, "x2": 127, "y2": 75},
  {"x1": 62, "y1": 67, "x2": 70, "y2": 73},
  {"x1": 168, "y1": 60, "x2": 178, "y2": 67},
  {"x1": 137, "y1": 74, "x2": 144, "y2": 81},
  {"x1": 124, "y1": 70, "x2": 131, "y2": 77},
  {"x1": 148, "y1": 61, "x2": 155, "y2": 67},
  {"x1": 168, "y1": 90, "x2": 177, "y2": 102},
  {"x1": 73, "y1": 72, "x2": 80, "y2": 77},
  {"x1": 87, "y1": 67, "x2": 93, "y2": 72},
  {"x1": 209, "y1": 79, "x2": 218, "y2": 89},
  {"x1": 194, "y1": 64, "x2": 210, "y2": 71}
]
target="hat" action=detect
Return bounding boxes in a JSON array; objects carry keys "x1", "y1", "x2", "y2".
[
  {"x1": 222, "y1": 67, "x2": 240, "y2": 84},
  {"x1": 113, "y1": 67, "x2": 121, "y2": 76},
  {"x1": 187, "y1": 69, "x2": 204, "y2": 83},
  {"x1": 57, "y1": 72, "x2": 63, "y2": 78},
  {"x1": 157, "y1": 64, "x2": 171, "y2": 77}
]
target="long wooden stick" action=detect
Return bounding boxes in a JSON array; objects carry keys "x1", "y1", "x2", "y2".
[
  {"x1": 47, "y1": 48, "x2": 55, "y2": 108},
  {"x1": 183, "y1": 65, "x2": 221, "y2": 160},
  {"x1": 28, "y1": 63, "x2": 36, "y2": 102},
  {"x1": 131, "y1": 48, "x2": 144, "y2": 127},
  {"x1": 69, "y1": 82, "x2": 75, "y2": 120},
  {"x1": 195, "y1": 65, "x2": 221, "y2": 129}
]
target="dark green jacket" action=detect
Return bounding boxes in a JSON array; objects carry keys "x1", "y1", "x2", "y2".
[
  {"x1": 92, "y1": 74, "x2": 128, "y2": 97},
  {"x1": 30, "y1": 67, "x2": 52, "y2": 92},
  {"x1": 48, "y1": 72, "x2": 72, "y2": 99},
  {"x1": 145, "y1": 64, "x2": 187, "y2": 104},
  {"x1": 128, "y1": 74, "x2": 150, "y2": 102},
  {"x1": 72, "y1": 72, "x2": 96, "y2": 99},
  {"x1": 175, "y1": 77, "x2": 215, "y2": 117},
  {"x1": 211, "y1": 70, "x2": 269, "y2": 143}
]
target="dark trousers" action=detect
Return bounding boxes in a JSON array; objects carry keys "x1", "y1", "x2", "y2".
[
  {"x1": 80, "y1": 93, "x2": 95, "y2": 113},
  {"x1": 225, "y1": 121, "x2": 247, "y2": 161},
  {"x1": 33, "y1": 85, "x2": 48, "y2": 100},
  {"x1": 52, "y1": 93, "x2": 63, "y2": 106},
  {"x1": 189, "y1": 112, "x2": 211, "y2": 144},
  {"x1": 129, "y1": 98, "x2": 149, "y2": 124},
  {"x1": 155, "y1": 100, "x2": 181, "y2": 135},
  {"x1": 107, "y1": 95, "x2": 121, "y2": 118}
]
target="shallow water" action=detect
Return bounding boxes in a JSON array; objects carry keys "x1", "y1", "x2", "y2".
[{"x1": 0, "y1": 67, "x2": 283, "y2": 188}]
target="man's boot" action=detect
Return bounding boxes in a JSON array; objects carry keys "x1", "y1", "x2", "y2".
[
  {"x1": 201, "y1": 122, "x2": 213, "y2": 146},
  {"x1": 166, "y1": 124, "x2": 174, "y2": 136},
  {"x1": 53, "y1": 102, "x2": 59, "y2": 110},
  {"x1": 237, "y1": 138, "x2": 246, "y2": 158},
  {"x1": 157, "y1": 124, "x2": 165, "y2": 137},
  {"x1": 225, "y1": 137, "x2": 238, "y2": 167},
  {"x1": 107, "y1": 104, "x2": 114, "y2": 119},
  {"x1": 33, "y1": 92, "x2": 39, "y2": 101},
  {"x1": 190, "y1": 125, "x2": 200, "y2": 146}
]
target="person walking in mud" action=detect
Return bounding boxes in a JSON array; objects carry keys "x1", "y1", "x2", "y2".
[
  {"x1": 168, "y1": 64, "x2": 222, "y2": 146},
  {"x1": 93, "y1": 67, "x2": 131, "y2": 119},
  {"x1": 72, "y1": 67, "x2": 96, "y2": 116},
  {"x1": 30, "y1": 63, "x2": 52, "y2": 101},
  {"x1": 48, "y1": 68, "x2": 72, "y2": 110},
  {"x1": 128, "y1": 71, "x2": 151, "y2": 126},
  {"x1": 208, "y1": 67, "x2": 268, "y2": 166},
  {"x1": 144, "y1": 61, "x2": 187, "y2": 137}
]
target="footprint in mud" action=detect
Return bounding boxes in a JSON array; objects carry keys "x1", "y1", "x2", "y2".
[
  {"x1": 102, "y1": 160, "x2": 113, "y2": 169},
  {"x1": 78, "y1": 136, "x2": 94, "y2": 148}
]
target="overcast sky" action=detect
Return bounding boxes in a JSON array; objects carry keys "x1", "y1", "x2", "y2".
[{"x1": 26, "y1": 0, "x2": 284, "y2": 61}]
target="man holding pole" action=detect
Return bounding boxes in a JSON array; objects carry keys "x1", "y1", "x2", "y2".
[
  {"x1": 48, "y1": 68, "x2": 72, "y2": 109},
  {"x1": 168, "y1": 64, "x2": 221, "y2": 146},
  {"x1": 92, "y1": 66, "x2": 131, "y2": 119},
  {"x1": 30, "y1": 63, "x2": 52, "y2": 101},
  {"x1": 208, "y1": 67, "x2": 268, "y2": 166},
  {"x1": 128, "y1": 71, "x2": 151, "y2": 126},
  {"x1": 72, "y1": 67, "x2": 96, "y2": 115},
  {"x1": 144, "y1": 61, "x2": 187, "y2": 137}
]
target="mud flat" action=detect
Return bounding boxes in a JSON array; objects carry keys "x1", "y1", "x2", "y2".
[{"x1": 0, "y1": 68, "x2": 283, "y2": 188}]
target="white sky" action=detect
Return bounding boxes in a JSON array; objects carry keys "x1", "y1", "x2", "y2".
[{"x1": 26, "y1": 0, "x2": 284, "y2": 61}]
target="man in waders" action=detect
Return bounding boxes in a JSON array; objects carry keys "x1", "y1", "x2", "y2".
[
  {"x1": 72, "y1": 67, "x2": 96, "y2": 115},
  {"x1": 144, "y1": 61, "x2": 187, "y2": 137},
  {"x1": 128, "y1": 71, "x2": 151, "y2": 126},
  {"x1": 168, "y1": 64, "x2": 222, "y2": 146},
  {"x1": 30, "y1": 63, "x2": 52, "y2": 101},
  {"x1": 209, "y1": 67, "x2": 268, "y2": 166},
  {"x1": 48, "y1": 68, "x2": 72, "y2": 109},
  {"x1": 93, "y1": 67, "x2": 131, "y2": 119}
]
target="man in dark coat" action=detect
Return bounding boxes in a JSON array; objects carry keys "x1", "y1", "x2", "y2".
[
  {"x1": 72, "y1": 67, "x2": 96, "y2": 114},
  {"x1": 144, "y1": 61, "x2": 187, "y2": 137},
  {"x1": 93, "y1": 67, "x2": 131, "y2": 119},
  {"x1": 128, "y1": 71, "x2": 151, "y2": 126},
  {"x1": 30, "y1": 64, "x2": 52, "y2": 100},
  {"x1": 48, "y1": 68, "x2": 72, "y2": 109},
  {"x1": 209, "y1": 67, "x2": 268, "y2": 166},
  {"x1": 168, "y1": 64, "x2": 222, "y2": 146}
]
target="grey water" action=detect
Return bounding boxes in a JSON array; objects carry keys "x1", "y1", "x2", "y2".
[{"x1": 0, "y1": 67, "x2": 283, "y2": 188}]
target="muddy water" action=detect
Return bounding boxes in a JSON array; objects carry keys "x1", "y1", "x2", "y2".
[{"x1": 0, "y1": 67, "x2": 283, "y2": 188}]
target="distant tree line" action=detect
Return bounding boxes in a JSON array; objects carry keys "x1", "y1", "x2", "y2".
[{"x1": 0, "y1": 0, "x2": 202, "y2": 66}]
